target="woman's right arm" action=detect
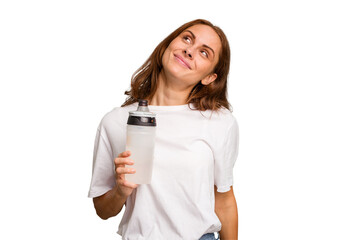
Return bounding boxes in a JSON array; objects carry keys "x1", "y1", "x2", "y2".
[{"x1": 93, "y1": 151, "x2": 138, "y2": 220}]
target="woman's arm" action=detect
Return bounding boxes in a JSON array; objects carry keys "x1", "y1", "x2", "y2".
[
  {"x1": 214, "y1": 186, "x2": 238, "y2": 240},
  {"x1": 93, "y1": 187, "x2": 127, "y2": 220}
]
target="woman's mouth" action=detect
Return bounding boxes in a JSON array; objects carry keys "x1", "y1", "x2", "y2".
[{"x1": 174, "y1": 54, "x2": 191, "y2": 69}]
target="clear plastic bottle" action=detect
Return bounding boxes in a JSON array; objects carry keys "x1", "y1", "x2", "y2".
[{"x1": 125, "y1": 100, "x2": 156, "y2": 184}]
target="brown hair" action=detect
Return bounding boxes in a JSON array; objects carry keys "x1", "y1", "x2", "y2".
[{"x1": 122, "y1": 19, "x2": 231, "y2": 111}]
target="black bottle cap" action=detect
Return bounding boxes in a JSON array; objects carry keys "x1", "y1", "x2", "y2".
[
  {"x1": 127, "y1": 116, "x2": 156, "y2": 126},
  {"x1": 138, "y1": 99, "x2": 148, "y2": 106},
  {"x1": 127, "y1": 99, "x2": 156, "y2": 126}
]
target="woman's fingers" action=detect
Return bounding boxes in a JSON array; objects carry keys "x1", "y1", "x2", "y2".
[
  {"x1": 113, "y1": 150, "x2": 138, "y2": 194},
  {"x1": 116, "y1": 173, "x2": 138, "y2": 189},
  {"x1": 114, "y1": 157, "x2": 134, "y2": 166},
  {"x1": 114, "y1": 151, "x2": 133, "y2": 166},
  {"x1": 118, "y1": 150, "x2": 131, "y2": 158},
  {"x1": 116, "y1": 167, "x2": 136, "y2": 175}
]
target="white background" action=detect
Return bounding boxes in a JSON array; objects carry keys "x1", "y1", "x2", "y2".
[{"x1": 0, "y1": 0, "x2": 359, "y2": 239}]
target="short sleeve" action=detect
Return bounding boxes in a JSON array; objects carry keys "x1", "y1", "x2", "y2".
[
  {"x1": 88, "y1": 125, "x2": 116, "y2": 198},
  {"x1": 214, "y1": 117, "x2": 239, "y2": 193}
]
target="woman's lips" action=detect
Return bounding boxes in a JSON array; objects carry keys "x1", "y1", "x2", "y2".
[{"x1": 174, "y1": 54, "x2": 191, "y2": 69}]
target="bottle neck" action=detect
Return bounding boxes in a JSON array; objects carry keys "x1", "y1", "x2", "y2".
[{"x1": 137, "y1": 105, "x2": 149, "y2": 112}]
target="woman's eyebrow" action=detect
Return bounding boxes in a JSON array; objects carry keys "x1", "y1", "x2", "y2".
[
  {"x1": 184, "y1": 30, "x2": 196, "y2": 39},
  {"x1": 184, "y1": 30, "x2": 215, "y2": 56}
]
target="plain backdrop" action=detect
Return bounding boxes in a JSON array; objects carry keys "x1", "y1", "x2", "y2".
[{"x1": 0, "y1": 0, "x2": 359, "y2": 239}]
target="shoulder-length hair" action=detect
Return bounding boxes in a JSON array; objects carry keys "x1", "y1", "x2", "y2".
[{"x1": 122, "y1": 19, "x2": 231, "y2": 111}]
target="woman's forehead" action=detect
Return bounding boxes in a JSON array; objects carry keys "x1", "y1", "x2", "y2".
[
  {"x1": 182, "y1": 24, "x2": 221, "y2": 55},
  {"x1": 183, "y1": 25, "x2": 219, "y2": 40}
]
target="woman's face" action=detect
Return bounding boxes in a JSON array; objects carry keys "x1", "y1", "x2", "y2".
[{"x1": 161, "y1": 24, "x2": 222, "y2": 89}]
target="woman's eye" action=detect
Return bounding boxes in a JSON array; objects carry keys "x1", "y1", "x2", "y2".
[
  {"x1": 201, "y1": 50, "x2": 208, "y2": 58},
  {"x1": 183, "y1": 36, "x2": 191, "y2": 43}
]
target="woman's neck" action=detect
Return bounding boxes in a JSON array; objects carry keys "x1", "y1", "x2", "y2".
[{"x1": 150, "y1": 72, "x2": 192, "y2": 106}]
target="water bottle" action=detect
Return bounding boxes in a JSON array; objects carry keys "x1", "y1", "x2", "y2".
[{"x1": 125, "y1": 99, "x2": 156, "y2": 184}]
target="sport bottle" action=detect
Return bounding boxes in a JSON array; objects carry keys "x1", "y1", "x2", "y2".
[{"x1": 125, "y1": 99, "x2": 156, "y2": 184}]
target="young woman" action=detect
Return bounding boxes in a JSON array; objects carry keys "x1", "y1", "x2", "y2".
[{"x1": 88, "y1": 19, "x2": 239, "y2": 240}]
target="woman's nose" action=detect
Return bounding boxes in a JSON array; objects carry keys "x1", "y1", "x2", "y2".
[{"x1": 184, "y1": 49, "x2": 193, "y2": 59}]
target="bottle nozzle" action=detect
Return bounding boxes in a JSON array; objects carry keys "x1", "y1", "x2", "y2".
[
  {"x1": 136, "y1": 99, "x2": 150, "y2": 112},
  {"x1": 138, "y1": 99, "x2": 148, "y2": 107}
]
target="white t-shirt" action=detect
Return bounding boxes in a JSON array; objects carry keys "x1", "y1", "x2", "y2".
[{"x1": 88, "y1": 103, "x2": 239, "y2": 240}]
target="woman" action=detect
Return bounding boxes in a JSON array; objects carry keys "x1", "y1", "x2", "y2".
[{"x1": 88, "y1": 19, "x2": 239, "y2": 240}]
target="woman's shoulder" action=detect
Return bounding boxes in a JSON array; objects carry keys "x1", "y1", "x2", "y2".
[
  {"x1": 200, "y1": 106, "x2": 236, "y2": 123},
  {"x1": 199, "y1": 107, "x2": 238, "y2": 142},
  {"x1": 99, "y1": 103, "x2": 137, "y2": 128}
]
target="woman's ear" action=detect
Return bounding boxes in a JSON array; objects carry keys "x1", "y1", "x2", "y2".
[{"x1": 201, "y1": 73, "x2": 217, "y2": 85}]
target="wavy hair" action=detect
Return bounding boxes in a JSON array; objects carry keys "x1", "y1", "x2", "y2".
[{"x1": 122, "y1": 19, "x2": 231, "y2": 111}]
